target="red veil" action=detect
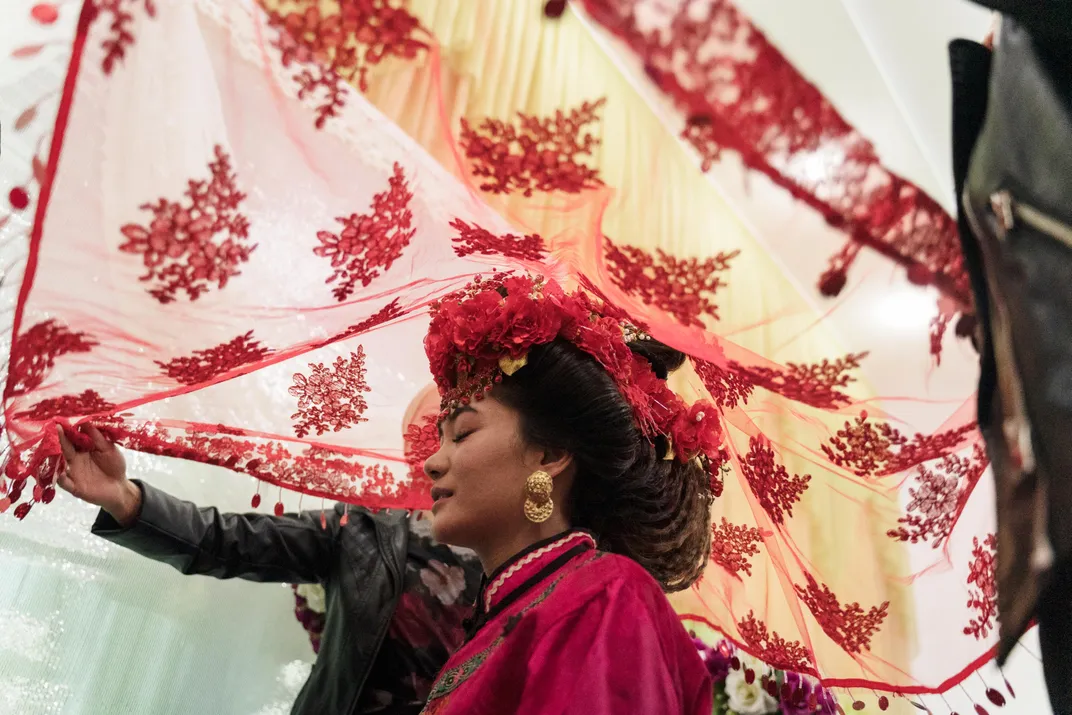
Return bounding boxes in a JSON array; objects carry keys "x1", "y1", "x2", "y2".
[{"x1": 1, "y1": 0, "x2": 1001, "y2": 706}]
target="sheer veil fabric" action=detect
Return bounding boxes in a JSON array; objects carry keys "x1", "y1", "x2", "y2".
[{"x1": 0, "y1": 0, "x2": 1001, "y2": 703}]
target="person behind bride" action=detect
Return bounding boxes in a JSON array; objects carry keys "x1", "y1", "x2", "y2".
[{"x1": 56, "y1": 388, "x2": 483, "y2": 715}]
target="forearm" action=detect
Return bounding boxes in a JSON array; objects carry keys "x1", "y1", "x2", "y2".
[{"x1": 92, "y1": 480, "x2": 336, "y2": 583}]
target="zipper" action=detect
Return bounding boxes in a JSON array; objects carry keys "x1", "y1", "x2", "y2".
[{"x1": 988, "y1": 190, "x2": 1072, "y2": 248}]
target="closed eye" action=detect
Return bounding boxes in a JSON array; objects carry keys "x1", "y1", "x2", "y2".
[{"x1": 452, "y1": 430, "x2": 473, "y2": 444}]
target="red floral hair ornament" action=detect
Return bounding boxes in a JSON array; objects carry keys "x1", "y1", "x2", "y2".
[{"x1": 424, "y1": 273, "x2": 724, "y2": 470}]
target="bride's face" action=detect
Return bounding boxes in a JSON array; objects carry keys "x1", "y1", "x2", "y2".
[{"x1": 423, "y1": 396, "x2": 545, "y2": 551}]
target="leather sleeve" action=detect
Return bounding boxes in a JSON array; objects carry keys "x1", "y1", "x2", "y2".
[{"x1": 91, "y1": 480, "x2": 346, "y2": 584}]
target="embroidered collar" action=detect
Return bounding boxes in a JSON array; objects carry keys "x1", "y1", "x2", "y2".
[
  {"x1": 463, "y1": 530, "x2": 596, "y2": 640},
  {"x1": 483, "y1": 530, "x2": 596, "y2": 612}
]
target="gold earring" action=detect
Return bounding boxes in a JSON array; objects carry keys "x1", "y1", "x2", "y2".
[{"x1": 523, "y1": 470, "x2": 554, "y2": 524}]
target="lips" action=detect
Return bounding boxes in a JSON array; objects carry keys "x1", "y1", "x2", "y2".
[{"x1": 430, "y1": 487, "x2": 454, "y2": 503}]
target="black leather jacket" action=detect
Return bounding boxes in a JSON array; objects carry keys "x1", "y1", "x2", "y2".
[{"x1": 91, "y1": 480, "x2": 410, "y2": 715}]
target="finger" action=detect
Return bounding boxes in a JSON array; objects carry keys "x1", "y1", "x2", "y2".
[
  {"x1": 83, "y1": 425, "x2": 113, "y2": 453},
  {"x1": 56, "y1": 469, "x2": 75, "y2": 494},
  {"x1": 56, "y1": 425, "x2": 78, "y2": 463}
]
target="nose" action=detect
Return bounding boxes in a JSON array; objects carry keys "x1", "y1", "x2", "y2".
[{"x1": 423, "y1": 443, "x2": 447, "y2": 481}]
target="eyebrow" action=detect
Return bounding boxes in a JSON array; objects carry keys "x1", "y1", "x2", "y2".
[{"x1": 436, "y1": 405, "x2": 478, "y2": 438}]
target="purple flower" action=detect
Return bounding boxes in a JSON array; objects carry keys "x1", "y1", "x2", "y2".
[
  {"x1": 779, "y1": 672, "x2": 837, "y2": 715},
  {"x1": 693, "y1": 637, "x2": 733, "y2": 683}
]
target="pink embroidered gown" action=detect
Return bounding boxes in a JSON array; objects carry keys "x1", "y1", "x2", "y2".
[{"x1": 421, "y1": 530, "x2": 712, "y2": 715}]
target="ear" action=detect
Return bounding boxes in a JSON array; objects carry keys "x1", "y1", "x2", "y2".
[{"x1": 539, "y1": 446, "x2": 573, "y2": 480}]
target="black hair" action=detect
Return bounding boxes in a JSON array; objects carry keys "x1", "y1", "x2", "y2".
[{"x1": 495, "y1": 338, "x2": 713, "y2": 591}]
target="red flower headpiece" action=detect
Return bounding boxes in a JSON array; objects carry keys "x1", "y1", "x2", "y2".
[{"x1": 424, "y1": 274, "x2": 724, "y2": 466}]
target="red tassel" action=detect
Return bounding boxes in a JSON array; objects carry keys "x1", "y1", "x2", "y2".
[
  {"x1": 906, "y1": 263, "x2": 933, "y2": 285},
  {"x1": 744, "y1": 668, "x2": 754, "y2": 684},
  {"x1": 853, "y1": 702, "x2": 865, "y2": 711},
  {"x1": 986, "y1": 688, "x2": 1006, "y2": 706},
  {"x1": 251, "y1": 493, "x2": 261, "y2": 508},
  {"x1": 975, "y1": 705, "x2": 990, "y2": 715},
  {"x1": 543, "y1": 0, "x2": 567, "y2": 18},
  {"x1": 0, "y1": 497, "x2": 10, "y2": 513},
  {"x1": 1003, "y1": 677, "x2": 1015, "y2": 698},
  {"x1": 340, "y1": 511, "x2": 349, "y2": 526},
  {"x1": 13, "y1": 502, "x2": 31, "y2": 520},
  {"x1": 879, "y1": 696, "x2": 890, "y2": 711},
  {"x1": 320, "y1": 511, "x2": 327, "y2": 529},
  {"x1": 819, "y1": 267, "x2": 848, "y2": 297},
  {"x1": 273, "y1": 502, "x2": 284, "y2": 517}
]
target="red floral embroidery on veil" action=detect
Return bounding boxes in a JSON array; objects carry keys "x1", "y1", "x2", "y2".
[
  {"x1": 963, "y1": 533, "x2": 997, "y2": 640},
  {"x1": 605, "y1": 238, "x2": 739, "y2": 328},
  {"x1": 694, "y1": 352, "x2": 866, "y2": 411},
  {"x1": 710, "y1": 518, "x2": 768, "y2": 579},
  {"x1": 17, "y1": 390, "x2": 116, "y2": 422},
  {"x1": 449, "y1": 219, "x2": 548, "y2": 262},
  {"x1": 261, "y1": 0, "x2": 429, "y2": 128},
  {"x1": 340, "y1": 298, "x2": 404, "y2": 339},
  {"x1": 5, "y1": 320, "x2": 98, "y2": 398},
  {"x1": 313, "y1": 163, "x2": 415, "y2": 302},
  {"x1": 94, "y1": 0, "x2": 157, "y2": 75},
  {"x1": 794, "y1": 573, "x2": 889, "y2": 654},
  {"x1": 736, "y1": 612, "x2": 814, "y2": 674},
  {"x1": 578, "y1": 0, "x2": 971, "y2": 312},
  {"x1": 94, "y1": 419, "x2": 420, "y2": 507},
  {"x1": 745, "y1": 353, "x2": 866, "y2": 409},
  {"x1": 118, "y1": 145, "x2": 254, "y2": 304},
  {"x1": 156, "y1": 331, "x2": 272, "y2": 385},
  {"x1": 289, "y1": 347, "x2": 371, "y2": 438},
  {"x1": 459, "y1": 100, "x2": 606, "y2": 196},
  {"x1": 929, "y1": 312, "x2": 953, "y2": 364},
  {"x1": 822, "y1": 412, "x2": 976, "y2": 480},
  {"x1": 693, "y1": 359, "x2": 755, "y2": 410},
  {"x1": 739, "y1": 437, "x2": 810, "y2": 526},
  {"x1": 887, "y1": 444, "x2": 988, "y2": 548},
  {"x1": 404, "y1": 414, "x2": 439, "y2": 481}
]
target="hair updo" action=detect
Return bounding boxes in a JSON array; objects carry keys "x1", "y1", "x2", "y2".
[{"x1": 495, "y1": 337, "x2": 714, "y2": 592}]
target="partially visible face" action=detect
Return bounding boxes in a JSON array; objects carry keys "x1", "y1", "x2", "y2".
[{"x1": 423, "y1": 396, "x2": 543, "y2": 551}]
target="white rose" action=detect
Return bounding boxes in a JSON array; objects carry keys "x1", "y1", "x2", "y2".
[
  {"x1": 724, "y1": 654, "x2": 777, "y2": 715},
  {"x1": 295, "y1": 583, "x2": 327, "y2": 613}
]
